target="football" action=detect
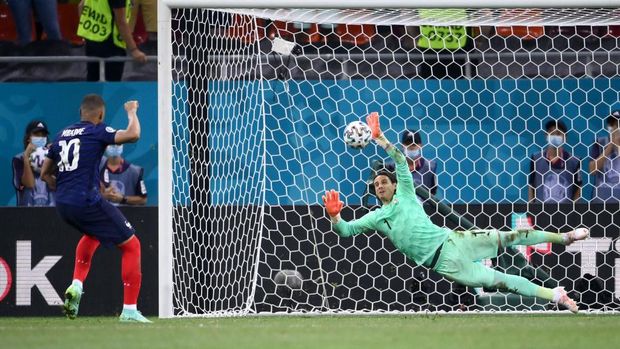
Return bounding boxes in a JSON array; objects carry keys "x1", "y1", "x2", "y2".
[
  {"x1": 273, "y1": 269, "x2": 304, "y2": 290},
  {"x1": 343, "y1": 121, "x2": 372, "y2": 149},
  {"x1": 29, "y1": 147, "x2": 48, "y2": 173}
]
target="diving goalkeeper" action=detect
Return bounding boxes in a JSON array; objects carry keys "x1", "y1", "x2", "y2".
[{"x1": 322, "y1": 112, "x2": 587, "y2": 313}]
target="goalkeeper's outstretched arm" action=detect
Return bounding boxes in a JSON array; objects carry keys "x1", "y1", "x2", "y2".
[
  {"x1": 322, "y1": 189, "x2": 380, "y2": 237},
  {"x1": 366, "y1": 112, "x2": 415, "y2": 195}
]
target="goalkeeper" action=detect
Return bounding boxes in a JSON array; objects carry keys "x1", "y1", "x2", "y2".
[{"x1": 323, "y1": 112, "x2": 587, "y2": 313}]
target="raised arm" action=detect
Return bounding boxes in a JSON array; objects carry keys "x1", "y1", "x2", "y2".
[
  {"x1": 322, "y1": 189, "x2": 378, "y2": 237},
  {"x1": 114, "y1": 101, "x2": 141, "y2": 144},
  {"x1": 366, "y1": 112, "x2": 415, "y2": 195}
]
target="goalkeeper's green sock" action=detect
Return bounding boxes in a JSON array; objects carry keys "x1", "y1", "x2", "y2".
[
  {"x1": 499, "y1": 230, "x2": 564, "y2": 247},
  {"x1": 536, "y1": 286, "x2": 554, "y2": 301}
]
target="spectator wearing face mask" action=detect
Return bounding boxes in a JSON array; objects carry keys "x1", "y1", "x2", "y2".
[
  {"x1": 384, "y1": 129, "x2": 438, "y2": 200},
  {"x1": 12, "y1": 120, "x2": 55, "y2": 206},
  {"x1": 99, "y1": 144, "x2": 147, "y2": 205},
  {"x1": 589, "y1": 110, "x2": 620, "y2": 203},
  {"x1": 528, "y1": 120, "x2": 582, "y2": 203}
]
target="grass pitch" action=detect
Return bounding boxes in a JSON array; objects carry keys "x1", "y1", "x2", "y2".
[{"x1": 1, "y1": 314, "x2": 618, "y2": 349}]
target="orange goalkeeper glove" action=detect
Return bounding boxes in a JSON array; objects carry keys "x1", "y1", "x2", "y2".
[
  {"x1": 366, "y1": 112, "x2": 382, "y2": 139},
  {"x1": 322, "y1": 189, "x2": 343, "y2": 218}
]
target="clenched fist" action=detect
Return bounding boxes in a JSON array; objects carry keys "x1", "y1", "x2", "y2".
[{"x1": 124, "y1": 100, "x2": 139, "y2": 113}]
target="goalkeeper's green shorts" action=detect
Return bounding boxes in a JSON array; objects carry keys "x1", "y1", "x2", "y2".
[{"x1": 432, "y1": 230, "x2": 502, "y2": 288}]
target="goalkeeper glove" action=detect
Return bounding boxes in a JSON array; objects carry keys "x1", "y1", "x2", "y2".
[
  {"x1": 322, "y1": 189, "x2": 343, "y2": 218},
  {"x1": 366, "y1": 112, "x2": 382, "y2": 139}
]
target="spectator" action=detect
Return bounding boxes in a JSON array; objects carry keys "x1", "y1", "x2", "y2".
[
  {"x1": 528, "y1": 119, "x2": 582, "y2": 203},
  {"x1": 385, "y1": 129, "x2": 438, "y2": 197},
  {"x1": 589, "y1": 110, "x2": 620, "y2": 202},
  {"x1": 100, "y1": 145, "x2": 147, "y2": 205},
  {"x1": 77, "y1": 0, "x2": 147, "y2": 81},
  {"x1": 7, "y1": 0, "x2": 62, "y2": 46},
  {"x1": 12, "y1": 119, "x2": 55, "y2": 206}
]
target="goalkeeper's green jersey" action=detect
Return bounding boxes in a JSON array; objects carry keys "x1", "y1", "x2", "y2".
[{"x1": 333, "y1": 146, "x2": 450, "y2": 266}]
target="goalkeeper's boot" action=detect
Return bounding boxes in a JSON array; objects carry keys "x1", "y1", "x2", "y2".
[
  {"x1": 119, "y1": 309, "x2": 153, "y2": 323},
  {"x1": 563, "y1": 228, "x2": 589, "y2": 245},
  {"x1": 554, "y1": 287, "x2": 579, "y2": 314},
  {"x1": 63, "y1": 283, "x2": 83, "y2": 319}
]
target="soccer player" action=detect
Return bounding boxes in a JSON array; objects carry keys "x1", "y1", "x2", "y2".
[
  {"x1": 323, "y1": 112, "x2": 587, "y2": 313},
  {"x1": 40, "y1": 94, "x2": 151, "y2": 323}
]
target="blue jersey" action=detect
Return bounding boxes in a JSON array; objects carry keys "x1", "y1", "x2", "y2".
[
  {"x1": 47, "y1": 121, "x2": 117, "y2": 205},
  {"x1": 100, "y1": 160, "x2": 148, "y2": 205},
  {"x1": 529, "y1": 148, "x2": 582, "y2": 203}
]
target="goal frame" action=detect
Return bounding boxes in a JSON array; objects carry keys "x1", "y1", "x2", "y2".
[{"x1": 158, "y1": 0, "x2": 619, "y2": 318}]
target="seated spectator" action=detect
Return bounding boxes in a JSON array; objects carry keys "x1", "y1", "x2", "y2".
[
  {"x1": 528, "y1": 120, "x2": 582, "y2": 203},
  {"x1": 589, "y1": 110, "x2": 620, "y2": 202},
  {"x1": 384, "y1": 129, "x2": 438, "y2": 200},
  {"x1": 12, "y1": 120, "x2": 55, "y2": 206},
  {"x1": 7, "y1": 0, "x2": 62, "y2": 46},
  {"x1": 100, "y1": 145, "x2": 147, "y2": 205}
]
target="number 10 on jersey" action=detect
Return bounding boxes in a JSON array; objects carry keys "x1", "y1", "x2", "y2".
[{"x1": 58, "y1": 139, "x2": 81, "y2": 172}]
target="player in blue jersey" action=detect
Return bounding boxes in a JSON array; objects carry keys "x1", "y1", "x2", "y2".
[{"x1": 40, "y1": 94, "x2": 150, "y2": 323}]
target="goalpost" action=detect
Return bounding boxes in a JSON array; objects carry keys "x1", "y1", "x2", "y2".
[{"x1": 158, "y1": 1, "x2": 620, "y2": 317}]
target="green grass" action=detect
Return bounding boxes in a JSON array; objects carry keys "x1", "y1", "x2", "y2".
[{"x1": 1, "y1": 315, "x2": 619, "y2": 349}]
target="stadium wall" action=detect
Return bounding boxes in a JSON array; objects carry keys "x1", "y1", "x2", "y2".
[
  {"x1": 0, "y1": 82, "x2": 158, "y2": 206},
  {"x1": 256, "y1": 203, "x2": 619, "y2": 311},
  {"x1": 0, "y1": 207, "x2": 158, "y2": 316},
  {"x1": 3, "y1": 79, "x2": 617, "y2": 206},
  {"x1": 0, "y1": 204, "x2": 617, "y2": 315},
  {"x1": 206, "y1": 77, "x2": 620, "y2": 205}
]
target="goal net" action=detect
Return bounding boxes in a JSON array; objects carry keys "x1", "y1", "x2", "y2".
[{"x1": 159, "y1": 3, "x2": 620, "y2": 317}]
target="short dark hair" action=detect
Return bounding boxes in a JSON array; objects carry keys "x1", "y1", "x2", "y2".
[
  {"x1": 544, "y1": 119, "x2": 568, "y2": 133},
  {"x1": 607, "y1": 110, "x2": 620, "y2": 127},
  {"x1": 373, "y1": 170, "x2": 397, "y2": 184},
  {"x1": 401, "y1": 129, "x2": 422, "y2": 146},
  {"x1": 80, "y1": 94, "x2": 105, "y2": 115}
]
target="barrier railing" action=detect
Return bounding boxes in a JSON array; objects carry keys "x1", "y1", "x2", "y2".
[{"x1": 0, "y1": 55, "x2": 158, "y2": 81}]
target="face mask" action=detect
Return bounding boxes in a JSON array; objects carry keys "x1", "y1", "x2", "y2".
[
  {"x1": 31, "y1": 136, "x2": 47, "y2": 148},
  {"x1": 405, "y1": 148, "x2": 421, "y2": 159},
  {"x1": 105, "y1": 145, "x2": 123, "y2": 158},
  {"x1": 547, "y1": 135, "x2": 564, "y2": 148}
]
